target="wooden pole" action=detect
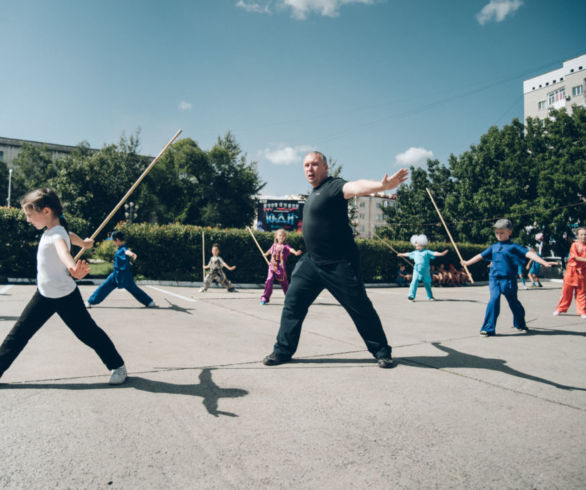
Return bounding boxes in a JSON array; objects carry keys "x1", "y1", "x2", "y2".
[
  {"x1": 373, "y1": 234, "x2": 414, "y2": 269},
  {"x1": 74, "y1": 129, "x2": 182, "y2": 261},
  {"x1": 202, "y1": 230, "x2": 206, "y2": 281},
  {"x1": 425, "y1": 187, "x2": 474, "y2": 284},
  {"x1": 246, "y1": 226, "x2": 270, "y2": 266}
]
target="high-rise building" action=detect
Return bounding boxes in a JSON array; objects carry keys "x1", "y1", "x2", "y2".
[{"x1": 523, "y1": 54, "x2": 586, "y2": 122}]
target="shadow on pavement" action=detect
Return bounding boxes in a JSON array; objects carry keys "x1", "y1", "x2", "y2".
[
  {"x1": 2, "y1": 368, "x2": 248, "y2": 417},
  {"x1": 399, "y1": 342, "x2": 586, "y2": 391}
]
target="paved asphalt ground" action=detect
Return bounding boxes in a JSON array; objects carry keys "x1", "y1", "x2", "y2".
[{"x1": 0, "y1": 282, "x2": 585, "y2": 489}]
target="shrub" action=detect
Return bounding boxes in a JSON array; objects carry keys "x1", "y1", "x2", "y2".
[{"x1": 0, "y1": 211, "x2": 488, "y2": 283}]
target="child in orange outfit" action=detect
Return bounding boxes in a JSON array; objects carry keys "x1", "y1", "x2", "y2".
[{"x1": 553, "y1": 227, "x2": 586, "y2": 318}]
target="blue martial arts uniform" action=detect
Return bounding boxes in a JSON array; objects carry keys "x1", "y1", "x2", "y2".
[
  {"x1": 480, "y1": 241, "x2": 528, "y2": 334},
  {"x1": 88, "y1": 245, "x2": 153, "y2": 306}
]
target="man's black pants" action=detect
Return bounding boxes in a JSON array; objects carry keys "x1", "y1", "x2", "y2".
[
  {"x1": 0, "y1": 288, "x2": 124, "y2": 377},
  {"x1": 273, "y1": 254, "x2": 391, "y2": 359}
]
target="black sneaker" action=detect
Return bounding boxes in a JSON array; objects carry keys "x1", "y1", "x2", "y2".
[
  {"x1": 408, "y1": 297, "x2": 415, "y2": 302},
  {"x1": 513, "y1": 325, "x2": 529, "y2": 332},
  {"x1": 262, "y1": 352, "x2": 291, "y2": 366},
  {"x1": 376, "y1": 356, "x2": 394, "y2": 369}
]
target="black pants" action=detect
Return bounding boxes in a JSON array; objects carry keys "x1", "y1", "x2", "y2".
[
  {"x1": 0, "y1": 288, "x2": 124, "y2": 377},
  {"x1": 274, "y1": 254, "x2": 391, "y2": 359}
]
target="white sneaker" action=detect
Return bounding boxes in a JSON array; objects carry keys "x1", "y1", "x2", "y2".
[
  {"x1": 581, "y1": 314, "x2": 586, "y2": 319},
  {"x1": 199, "y1": 287, "x2": 206, "y2": 293},
  {"x1": 553, "y1": 310, "x2": 562, "y2": 316},
  {"x1": 109, "y1": 365, "x2": 127, "y2": 385},
  {"x1": 146, "y1": 301, "x2": 158, "y2": 308},
  {"x1": 84, "y1": 301, "x2": 91, "y2": 308}
]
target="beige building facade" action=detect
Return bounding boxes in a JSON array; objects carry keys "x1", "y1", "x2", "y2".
[
  {"x1": 0, "y1": 136, "x2": 90, "y2": 167},
  {"x1": 353, "y1": 194, "x2": 396, "y2": 239},
  {"x1": 523, "y1": 54, "x2": 586, "y2": 122}
]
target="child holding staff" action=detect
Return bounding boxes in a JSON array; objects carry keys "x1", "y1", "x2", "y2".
[
  {"x1": 260, "y1": 229, "x2": 302, "y2": 305},
  {"x1": 0, "y1": 188, "x2": 127, "y2": 384},
  {"x1": 397, "y1": 234, "x2": 448, "y2": 301},
  {"x1": 200, "y1": 244, "x2": 237, "y2": 292},
  {"x1": 461, "y1": 219, "x2": 554, "y2": 336},
  {"x1": 86, "y1": 230, "x2": 156, "y2": 308},
  {"x1": 553, "y1": 227, "x2": 586, "y2": 318}
]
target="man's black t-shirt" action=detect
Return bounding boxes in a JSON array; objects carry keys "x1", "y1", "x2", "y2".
[{"x1": 302, "y1": 176, "x2": 358, "y2": 265}]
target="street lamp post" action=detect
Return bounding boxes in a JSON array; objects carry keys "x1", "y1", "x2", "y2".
[{"x1": 124, "y1": 201, "x2": 138, "y2": 223}]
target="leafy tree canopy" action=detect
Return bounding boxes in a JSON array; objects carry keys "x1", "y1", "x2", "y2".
[{"x1": 381, "y1": 107, "x2": 586, "y2": 257}]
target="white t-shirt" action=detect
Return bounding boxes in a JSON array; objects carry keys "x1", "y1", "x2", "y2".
[{"x1": 37, "y1": 226, "x2": 76, "y2": 298}]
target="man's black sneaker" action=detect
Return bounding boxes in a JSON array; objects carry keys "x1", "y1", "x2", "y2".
[
  {"x1": 377, "y1": 356, "x2": 394, "y2": 368},
  {"x1": 262, "y1": 352, "x2": 291, "y2": 366},
  {"x1": 514, "y1": 325, "x2": 529, "y2": 332}
]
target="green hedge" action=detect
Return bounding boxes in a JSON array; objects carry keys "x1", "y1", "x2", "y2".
[
  {"x1": 0, "y1": 206, "x2": 90, "y2": 279},
  {"x1": 118, "y1": 223, "x2": 489, "y2": 283},
  {"x1": 0, "y1": 209, "x2": 488, "y2": 282}
]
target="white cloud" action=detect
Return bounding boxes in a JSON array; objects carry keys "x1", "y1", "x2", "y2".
[
  {"x1": 476, "y1": 0, "x2": 522, "y2": 25},
  {"x1": 395, "y1": 147, "x2": 434, "y2": 168},
  {"x1": 178, "y1": 101, "x2": 192, "y2": 111},
  {"x1": 283, "y1": 0, "x2": 374, "y2": 19},
  {"x1": 236, "y1": 0, "x2": 375, "y2": 19},
  {"x1": 236, "y1": 0, "x2": 272, "y2": 14},
  {"x1": 260, "y1": 145, "x2": 313, "y2": 165}
]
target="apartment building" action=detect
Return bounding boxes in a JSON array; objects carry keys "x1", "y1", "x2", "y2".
[
  {"x1": 353, "y1": 193, "x2": 396, "y2": 239},
  {"x1": 523, "y1": 54, "x2": 586, "y2": 122}
]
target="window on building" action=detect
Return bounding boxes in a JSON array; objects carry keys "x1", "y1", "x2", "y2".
[
  {"x1": 572, "y1": 85, "x2": 583, "y2": 96},
  {"x1": 548, "y1": 87, "x2": 566, "y2": 105},
  {"x1": 359, "y1": 202, "x2": 365, "y2": 208},
  {"x1": 0, "y1": 151, "x2": 3, "y2": 162},
  {"x1": 359, "y1": 213, "x2": 365, "y2": 219},
  {"x1": 538, "y1": 100, "x2": 546, "y2": 110}
]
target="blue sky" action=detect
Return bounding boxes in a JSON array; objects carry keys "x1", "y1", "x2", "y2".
[{"x1": 1, "y1": 0, "x2": 584, "y2": 196}]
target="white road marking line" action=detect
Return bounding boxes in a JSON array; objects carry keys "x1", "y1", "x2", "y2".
[
  {"x1": 146, "y1": 286, "x2": 197, "y2": 303},
  {"x1": 0, "y1": 285, "x2": 14, "y2": 295}
]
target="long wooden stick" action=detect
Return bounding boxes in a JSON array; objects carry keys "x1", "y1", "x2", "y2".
[
  {"x1": 246, "y1": 226, "x2": 270, "y2": 266},
  {"x1": 74, "y1": 129, "x2": 182, "y2": 260},
  {"x1": 202, "y1": 230, "x2": 206, "y2": 280},
  {"x1": 425, "y1": 187, "x2": 474, "y2": 284},
  {"x1": 373, "y1": 234, "x2": 414, "y2": 269}
]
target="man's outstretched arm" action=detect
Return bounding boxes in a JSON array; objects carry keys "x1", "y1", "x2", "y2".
[{"x1": 342, "y1": 168, "x2": 409, "y2": 199}]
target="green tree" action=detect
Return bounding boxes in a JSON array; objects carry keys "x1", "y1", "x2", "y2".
[
  {"x1": 11, "y1": 144, "x2": 56, "y2": 201},
  {"x1": 380, "y1": 108, "x2": 586, "y2": 254},
  {"x1": 0, "y1": 161, "x2": 8, "y2": 205},
  {"x1": 47, "y1": 135, "x2": 145, "y2": 235},
  {"x1": 381, "y1": 159, "x2": 453, "y2": 241},
  {"x1": 141, "y1": 132, "x2": 264, "y2": 228}
]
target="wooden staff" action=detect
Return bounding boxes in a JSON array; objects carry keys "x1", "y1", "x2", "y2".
[
  {"x1": 425, "y1": 187, "x2": 474, "y2": 284},
  {"x1": 201, "y1": 230, "x2": 206, "y2": 281},
  {"x1": 74, "y1": 129, "x2": 182, "y2": 260},
  {"x1": 373, "y1": 234, "x2": 414, "y2": 269},
  {"x1": 246, "y1": 226, "x2": 270, "y2": 266}
]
